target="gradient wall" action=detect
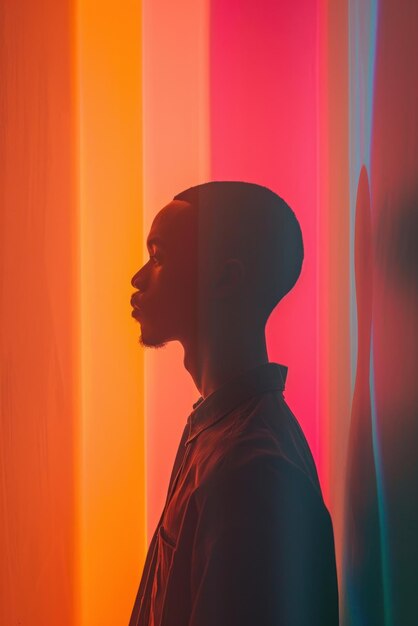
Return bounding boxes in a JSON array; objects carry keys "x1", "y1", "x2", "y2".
[
  {"x1": 1, "y1": 2, "x2": 78, "y2": 624},
  {"x1": 1, "y1": 1, "x2": 145, "y2": 625},
  {"x1": 344, "y1": 1, "x2": 418, "y2": 625},
  {"x1": 1, "y1": 1, "x2": 416, "y2": 625}
]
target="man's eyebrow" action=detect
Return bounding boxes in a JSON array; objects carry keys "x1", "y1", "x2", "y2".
[{"x1": 146, "y1": 236, "x2": 165, "y2": 250}]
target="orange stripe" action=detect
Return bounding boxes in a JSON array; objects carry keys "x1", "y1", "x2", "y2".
[{"x1": 77, "y1": 1, "x2": 145, "y2": 623}]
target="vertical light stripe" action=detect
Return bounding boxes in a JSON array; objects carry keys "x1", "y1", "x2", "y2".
[
  {"x1": 77, "y1": 1, "x2": 145, "y2": 624},
  {"x1": 209, "y1": 0, "x2": 322, "y2": 466},
  {"x1": 0, "y1": 2, "x2": 77, "y2": 624},
  {"x1": 141, "y1": 0, "x2": 210, "y2": 539},
  {"x1": 323, "y1": 0, "x2": 350, "y2": 607},
  {"x1": 348, "y1": 0, "x2": 379, "y2": 393}
]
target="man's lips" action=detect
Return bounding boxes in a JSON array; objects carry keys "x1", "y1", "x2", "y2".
[
  {"x1": 130, "y1": 293, "x2": 142, "y2": 309},
  {"x1": 131, "y1": 293, "x2": 144, "y2": 318},
  {"x1": 131, "y1": 305, "x2": 144, "y2": 320}
]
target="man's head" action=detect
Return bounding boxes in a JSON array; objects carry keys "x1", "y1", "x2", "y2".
[{"x1": 130, "y1": 181, "x2": 304, "y2": 348}]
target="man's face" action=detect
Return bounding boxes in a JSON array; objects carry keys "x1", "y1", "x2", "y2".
[{"x1": 130, "y1": 200, "x2": 199, "y2": 348}]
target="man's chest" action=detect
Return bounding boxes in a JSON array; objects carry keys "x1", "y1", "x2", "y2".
[{"x1": 161, "y1": 429, "x2": 228, "y2": 544}]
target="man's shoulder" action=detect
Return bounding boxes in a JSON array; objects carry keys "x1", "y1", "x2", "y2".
[
  {"x1": 189, "y1": 389, "x2": 325, "y2": 514},
  {"x1": 194, "y1": 442, "x2": 326, "y2": 516},
  {"x1": 209, "y1": 390, "x2": 322, "y2": 494}
]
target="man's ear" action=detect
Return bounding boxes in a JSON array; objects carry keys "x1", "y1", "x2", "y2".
[{"x1": 212, "y1": 258, "x2": 245, "y2": 298}]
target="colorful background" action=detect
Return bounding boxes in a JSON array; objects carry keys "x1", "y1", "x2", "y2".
[{"x1": 1, "y1": 0, "x2": 417, "y2": 624}]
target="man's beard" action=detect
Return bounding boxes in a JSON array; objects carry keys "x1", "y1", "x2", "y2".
[{"x1": 138, "y1": 332, "x2": 166, "y2": 350}]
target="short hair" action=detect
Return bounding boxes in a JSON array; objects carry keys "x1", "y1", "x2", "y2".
[{"x1": 174, "y1": 181, "x2": 304, "y2": 320}]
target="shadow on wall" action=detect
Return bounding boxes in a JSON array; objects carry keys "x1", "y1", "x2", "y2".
[{"x1": 344, "y1": 2, "x2": 418, "y2": 621}]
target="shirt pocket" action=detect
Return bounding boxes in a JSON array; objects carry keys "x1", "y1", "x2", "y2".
[{"x1": 150, "y1": 525, "x2": 177, "y2": 626}]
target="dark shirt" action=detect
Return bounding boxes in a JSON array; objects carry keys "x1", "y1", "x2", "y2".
[{"x1": 128, "y1": 362, "x2": 339, "y2": 626}]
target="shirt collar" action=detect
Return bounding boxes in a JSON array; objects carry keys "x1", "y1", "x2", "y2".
[{"x1": 186, "y1": 362, "x2": 288, "y2": 445}]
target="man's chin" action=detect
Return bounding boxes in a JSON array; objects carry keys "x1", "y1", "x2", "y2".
[{"x1": 138, "y1": 332, "x2": 167, "y2": 350}]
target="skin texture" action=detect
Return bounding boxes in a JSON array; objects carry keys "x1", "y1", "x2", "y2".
[{"x1": 130, "y1": 199, "x2": 269, "y2": 399}]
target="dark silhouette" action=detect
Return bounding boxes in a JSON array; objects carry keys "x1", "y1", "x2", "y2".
[{"x1": 129, "y1": 182, "x2": 339, "y2": 626}]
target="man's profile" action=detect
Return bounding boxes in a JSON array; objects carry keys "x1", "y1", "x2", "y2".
[{"x1": 129, "y1": 181, "x2": 339, "y2": 626}]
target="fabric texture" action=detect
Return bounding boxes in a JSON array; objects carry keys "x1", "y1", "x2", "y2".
[{"x1": 128, "y1": 362, "x2": 339, "y2": 626}]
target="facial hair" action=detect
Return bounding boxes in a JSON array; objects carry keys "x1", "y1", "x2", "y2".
[{"x1": 138, "y1": 333, "x2": 166, "y2": 350}]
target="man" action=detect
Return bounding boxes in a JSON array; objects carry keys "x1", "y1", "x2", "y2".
[{"x1": 129, "y1": 182, "x2": 339, "y2": 626}]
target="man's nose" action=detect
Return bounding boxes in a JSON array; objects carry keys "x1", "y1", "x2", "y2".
[{"x1": 131, "y1": 266, "x2": 147, "y2": 291}]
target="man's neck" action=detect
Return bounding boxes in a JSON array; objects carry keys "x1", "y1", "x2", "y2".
[{"x1": 182, "y1": 329, "x2": 269, "y2": 399}]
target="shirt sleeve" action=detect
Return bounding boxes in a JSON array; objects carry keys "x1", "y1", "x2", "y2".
[{"x1": 188, "y1": 455, "x2": 339, "y2": 626}]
